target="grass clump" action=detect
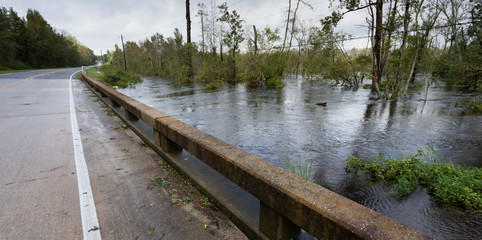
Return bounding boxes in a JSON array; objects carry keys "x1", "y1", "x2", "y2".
[
  {"x1": 279, "y1": 154, "x2": 314, "y2": 180},
  {"x1": 455, "y1": 94, "x2": 482, "y2": 113},
  {"x1": 85, "y1": 67, "x2": 103, "y2": 80},
  {"x1": 266, "y1": 76, "x2": 285, "y2": 88},
  {"x1": 345, "y1": 146, "x2": 481, "y2": 211},
  {"x1": 102, "y1": 70, "x2": 142, "y2": 88}
]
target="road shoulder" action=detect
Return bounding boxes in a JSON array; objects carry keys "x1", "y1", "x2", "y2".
[{"x1": 73, "y1": 78, "x2": 246, "y2": 239}]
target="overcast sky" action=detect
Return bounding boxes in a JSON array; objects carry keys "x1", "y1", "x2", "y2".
[{"x1": 2, "y1": 0, "x2": 369, "y2": 55}]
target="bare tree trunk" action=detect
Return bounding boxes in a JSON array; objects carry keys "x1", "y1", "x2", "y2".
[
  {"x1": 121, "y1": 35, "x2": 127, "y2": 71},
  {"x1": 296, "y1": 44, "x2": 301, "y2": 78},
  {"x1": 220, "y1": 40, "x2": 223, "y2": 61},
  {"x1": 402, "y1": 1, "x2": 423, "y2": 94},
  {"x1": 281, "y1": 0, "x2": 292, "y2": 54},
  {"x1": 186, "y1": 0, "x2": 193, "y2": 78},
  {"x1": 288, "y1": 0, "x2": 301, "y2": 50},
  {"x1": 253, "y1": 25, "x2": 258, "y2": 57},
  {"x1": 232, "y1": 48, "x2": 236, "y2": 80},
  {"x1": 278, "y1": 0, "x2": 292, "y2": 74},
  {"x1": 393, "y1": 0, "x2": 411, "y2": 99},
  {"x1": 371, "y1": 0, "x2": 383, "y2": 98}
]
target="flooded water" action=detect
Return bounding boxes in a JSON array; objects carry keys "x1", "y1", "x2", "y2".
[{"x1": 119, "y1": 77, "x2": 481, "y2": 239}]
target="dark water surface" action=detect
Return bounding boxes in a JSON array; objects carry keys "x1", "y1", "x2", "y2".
[{"x1": 119, "y1": 77, "x2": 481, "y2": 239}]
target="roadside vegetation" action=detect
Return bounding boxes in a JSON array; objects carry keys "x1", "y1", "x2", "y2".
[
  {"x1": 345, "y1": 146, "x2": 482, "y2": 211},
  {"x1": 101, "y1": 69, "x2": 142, "y2": 88},
  {"x1": 85, "y1": 67, "x2": 103, "y2": 80},
  {"x1": 0, "y1": 8, "x2": 96, "y2": 70},
  {"x1": 99, "y1": 0, "x2": 479, "y2": 101},
  {"x1": 279, "y1": 154, "x2": 314, "y2": 181},
  {"x1": 84, "y1": 65, "x2": 142, "y2": 88}
]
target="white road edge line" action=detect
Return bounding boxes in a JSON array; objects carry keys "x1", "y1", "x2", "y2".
[{"x1": 69, "y1": 71, "x2": 102, "y2": 240}]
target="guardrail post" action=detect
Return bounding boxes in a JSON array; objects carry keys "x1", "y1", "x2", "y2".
[
  {"x1": 259, "y1": 202, "x2": 300, "y2": 240},
  {"x1": 154, "y1": 130, "x2": 181, "y2": 153},
  {"x1": 108, "y1": 98, "x2": 120, "y2": 107},
  {"x1": 125, "y1": 110, "x2": 139, "y2": 121}
]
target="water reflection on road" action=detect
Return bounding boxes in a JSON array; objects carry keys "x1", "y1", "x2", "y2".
[{"x1": 119, "y1": 77, "x2": 481, "y2": 240}]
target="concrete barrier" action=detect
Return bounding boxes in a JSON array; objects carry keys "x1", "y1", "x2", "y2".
[{"x1": 80, "y1": 73, "x2": 433, "y2": 240}]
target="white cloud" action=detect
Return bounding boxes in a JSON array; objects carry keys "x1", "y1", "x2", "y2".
[{"x1": 2, "y1": 0, "x2": 369, "y2": 54}]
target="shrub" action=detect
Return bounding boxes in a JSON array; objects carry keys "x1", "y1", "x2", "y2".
[
  {"x1": 455, "y1": 95, "x2": 482, "y2": 113},
  {"x1": 345, "y1": 146, "x2": 481, "y2": 211},
  {"x1": 102, "y1": 70, "x2": 142, "y2": 88},
  {"x1": 266, "y1": 76, "x2": 285, "y2": 88}
]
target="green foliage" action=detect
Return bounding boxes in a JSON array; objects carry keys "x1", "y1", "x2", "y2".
[
  {"x1": 171, "y1": 65, "x2": 192, "y2": 84},
  {"x1": 279, "y1": 154, "x2": 314, "y2": 180},
  {"x1": 345, "y1": 146, "x2": 482, "y2": 211},
  {"x1": 204, "y1": 80, "x2": 221, "y2": 90},
  {"x1": 102, "y1": 70, "x2": 142, "y2": 88},
  {"x1": 196, "y1": 55, "x2": 228, "y2": 83},
  {"x1": 238, "y1": 52, "x2": 286, "y2": 88},
  {"x1": 455, "y1": 95, "x2": 482, "y2": 113},
  {"x1": 85, "y1": 67, "x2": 103, "y2": 80},
  {"x1": 0, "y1": 7, "x2": 95, "y2": 70},
  {"x1": 266, "y1": 76, "x2": 285, "y2": 88}
]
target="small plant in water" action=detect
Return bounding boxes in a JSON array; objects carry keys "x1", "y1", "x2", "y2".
[
  {"x1": 278, "y1": 153, "x2": 314, "y2": 180},
  {"x1": 345, "y1": 145, "x2": 481, "y2": 211}
]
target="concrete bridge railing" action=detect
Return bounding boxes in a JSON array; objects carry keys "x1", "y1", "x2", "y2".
[{"x1": 80, "y1": 73, "x2": 432, "y2": 240}]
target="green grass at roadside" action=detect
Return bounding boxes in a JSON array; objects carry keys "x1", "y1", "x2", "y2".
[{"x1": 85, "y1": 67, "x2": 103, "y2": 80}]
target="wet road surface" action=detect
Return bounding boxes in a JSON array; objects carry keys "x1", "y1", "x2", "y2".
[{"x1": 0, "y1": 69, "x2": 245, "y2": 239}]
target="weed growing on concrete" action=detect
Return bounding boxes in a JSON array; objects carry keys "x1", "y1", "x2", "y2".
[
  {"x1": 138, "y1": 142, "x2": 148, "y2": 148},
  {"x1": 119, "y1": 124, "x2": 129, "y2": 130},
  {"x1": 121, "y1": 148, "x2": 128, "y2": 152},
  {"x1": 279, "y1": 154, "x2": 314, "y2": 180},
  {"x1": 345, "y1": 146, "x2": 481, "y2": 211},
  {"x1": 146, "y1": 227, "x2": 155, "y2": 236},
  {"x1": 201, "y1": 195, "x2": 212, "y2": 207},
  {"x1": 104, "y1": 108, "x2": 114, "y2": 116},
  {"x1": 148, "y1": 177, "x2": 171, "y2": 189}
]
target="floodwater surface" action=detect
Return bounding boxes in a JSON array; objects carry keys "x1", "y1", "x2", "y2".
[{"x1": 119, "y1": 77, "x2": 481, "y2": 240}]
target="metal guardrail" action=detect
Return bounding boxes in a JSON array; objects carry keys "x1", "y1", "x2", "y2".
[{"x1": 80, "y1": 73, "x2": 433, "y2": 240}]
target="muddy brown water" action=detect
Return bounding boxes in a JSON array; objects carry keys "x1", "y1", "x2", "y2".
[{"x1": 119, "y1": 77, "x2": 481, "y2": 240}]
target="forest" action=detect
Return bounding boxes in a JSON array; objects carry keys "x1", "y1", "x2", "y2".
[
  {"x1": 0, "y1": 7, "x2": 96, "y2": 70},
  {"x1": 101, "y1": 0, "x2": 480, "y2": 102}
]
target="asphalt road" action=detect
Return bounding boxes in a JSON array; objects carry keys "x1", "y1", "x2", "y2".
[
  {"x1": 0, "y1": 69, "x2": 245, "y2": 240},
  {"x1": 0, "y1": 68, "x2": 86, "y2": 239}
]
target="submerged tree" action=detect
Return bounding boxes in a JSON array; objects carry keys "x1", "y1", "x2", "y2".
[
  {"x1": 217, "y1": 2, "x2": 244, "y2": 81},
  {"x1": 185, "y1": 0, "x2": 193, "y2": 80}
]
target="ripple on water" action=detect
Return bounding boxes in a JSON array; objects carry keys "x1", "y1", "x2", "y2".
[{"x1": 119, "y1": 77, "x2": 482, "y2": 240}]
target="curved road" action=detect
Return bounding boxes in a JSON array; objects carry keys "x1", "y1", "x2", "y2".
[
  {"x1": 0, "y1": 69, "x2": 245, "y2": 240},
  {"x1": 0, "y1": 68, "x2": 98, "y2": 239}
]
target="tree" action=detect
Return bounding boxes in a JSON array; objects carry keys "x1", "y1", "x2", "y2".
[
  {"x1": 196, "y1": 3, "x2": 208, "y2": 56},
  {"x1": 0, "y1": 7, "x2": 95, "y2": 70},
  {"x1": 0, "y1": 7, "x2": 14, "y2": 68},
  {"x1": 185, "y1": 0, "x2": 193, "y2": 78},
  {"x1": 325, "y1": 0, "x2": 428, "y2": 98},
  {"x1": 217, "y1": 2, "x2": 245, "y2": 81}
]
